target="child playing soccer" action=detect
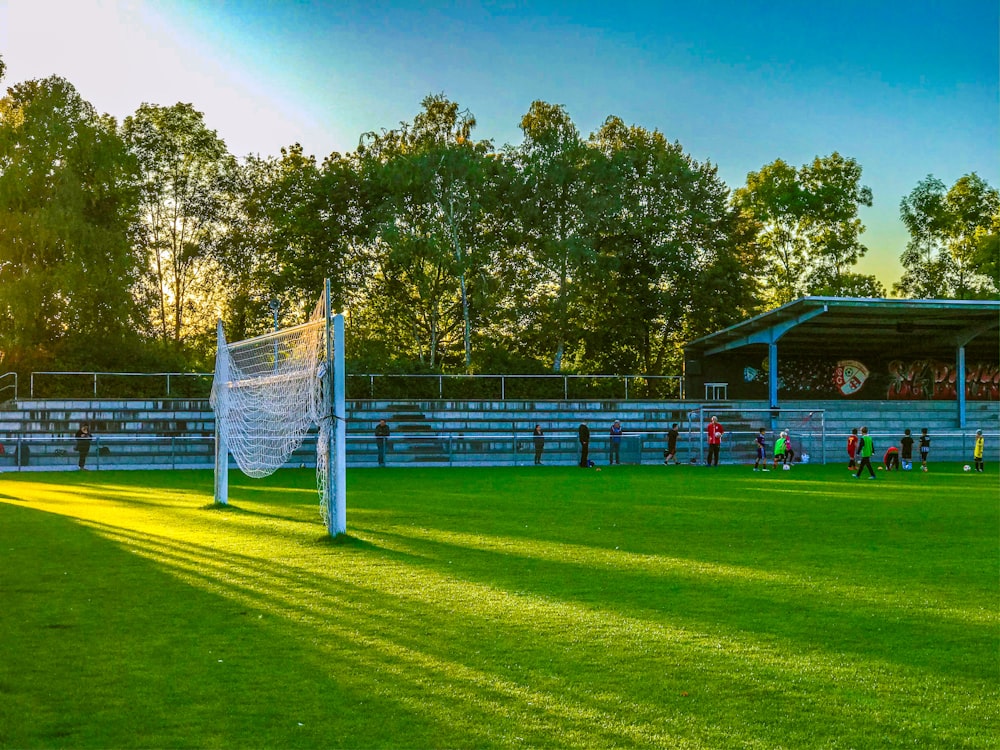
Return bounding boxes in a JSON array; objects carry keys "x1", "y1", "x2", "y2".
[{"x1": 753, "y1": 428, "x2": 769, "y2": 471}]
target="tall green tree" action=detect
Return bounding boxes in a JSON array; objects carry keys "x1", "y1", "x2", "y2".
[
  {"x1": 733, "y1": 153, "x2": 876, "y2": 306},
  {"x1": 213, "y1": 144, "x2": 369, "y2": 342},
  {"x1": 211, "y1": 152, "x2": 282, "y2": 340},
  {"x1": 896, "y1": 173, "x2": 1000, "y2": 299},
  {"x1": 0, "y1": 76, "x2": 144, "y2": 372},
  {"x1": 509, "y1": 101, "x2": 601, "y2": 372},
  {"x1": 731, "y1": 159, "x2": 806, "y2": 304},
  {"x1": 972, "y1": 211, "x2": 1000, "y2": 292},
  {"x1": 358, "y1": 95, "x2": 495, "y2": 369},
  {"x1": 584, "y1": 116, "x2": 754, "y2": 373},
  {"x1": 799, "y1": 153, "x2": 875, "y2": 291},
  {"x1": 122, "y1": 103, "x2": 233, "y2": 344}
]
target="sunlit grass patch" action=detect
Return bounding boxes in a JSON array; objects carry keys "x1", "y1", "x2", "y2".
[{"x1": 1, "y1": 464, "x2": 997, "y2": 748}]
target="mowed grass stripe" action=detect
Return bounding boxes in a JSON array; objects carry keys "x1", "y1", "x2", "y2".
[{"x1": 1, "y1": 464, "x2": 997, "y2": 748}]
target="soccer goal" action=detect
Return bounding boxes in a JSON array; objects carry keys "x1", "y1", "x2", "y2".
[
  {"x1": 210, "y1": 281, "x2": 346, "y2": 536},
  {"x1": 691, "y1": 406, "x2": 826, "y2": 465}
]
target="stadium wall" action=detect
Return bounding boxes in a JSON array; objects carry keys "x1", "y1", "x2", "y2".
[{"x1": 1, "y1": 398, "x2": 997, "y2": 471}]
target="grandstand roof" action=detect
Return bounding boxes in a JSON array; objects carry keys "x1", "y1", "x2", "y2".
[{"x1": 684, "y1": 297, "x2": 1000, "y2": 361}]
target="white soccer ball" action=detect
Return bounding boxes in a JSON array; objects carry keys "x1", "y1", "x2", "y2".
[
  {"x1": 963, "y1": 464, "x2": 971, "y2": 472},
  {"x1": 782, "y1": 464, "x2": 790, "y2": 471}
]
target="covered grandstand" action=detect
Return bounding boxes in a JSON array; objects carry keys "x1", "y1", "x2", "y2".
[{"x1": 683, "y1": 297, "x2": 1000, "y2": 427}]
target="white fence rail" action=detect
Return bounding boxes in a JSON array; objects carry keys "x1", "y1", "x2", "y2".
[{"x1": 23, "y1": 371, "x2": 684, "y2": 401}]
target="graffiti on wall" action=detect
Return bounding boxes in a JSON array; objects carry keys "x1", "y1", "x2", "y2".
[
  {"x1": 887, "y1": 360, "x2": 999, "y2": 401},
  {"x1": 740, "y1": 357, "x2": 998, "y2": 400}
]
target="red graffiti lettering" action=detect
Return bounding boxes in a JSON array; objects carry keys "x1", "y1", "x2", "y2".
[{"x1": 887, "y1": 359, "x2": 998, "y2": 401}]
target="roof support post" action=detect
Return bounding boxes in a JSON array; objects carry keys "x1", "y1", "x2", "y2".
[
  {"x1": 956, "y1": 344, "x2": 966, "y2": 428},
  {"x1": 768, "y1": 341, "x2": 779, "y2": 411},
  {"x1": 953, "y1": 319, "x2": 995, "y2": 428}
]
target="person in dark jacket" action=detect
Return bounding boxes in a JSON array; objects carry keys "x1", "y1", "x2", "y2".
[
  {"x1": 609, "y1": 420, "x2": 622, "y2": 465},
  {"x1": 663, "y1": 424, "x2": 679, "y2": 465},
  {"x1": 75, "y1": 422, "x2": 93, "y2": 470},
  {"x1": 532, "y1": 425, "x2": 545, "y2": 465},
  {"x1": 578, "y1": 423, "x2": 590, "y2": 467},
  {"x1": 374, "y1": 419, "x2": 390, "y2": 466}
]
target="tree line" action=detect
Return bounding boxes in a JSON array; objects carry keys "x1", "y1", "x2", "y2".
[{"x1": 1, "y1": 61, "x2": 997, "y2": 381}]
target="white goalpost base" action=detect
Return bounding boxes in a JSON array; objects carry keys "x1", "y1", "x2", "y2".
[{"x1": 210, "y1": 281, "x2": 346, "y2": 536}]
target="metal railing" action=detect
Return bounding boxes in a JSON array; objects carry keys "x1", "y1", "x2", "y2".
[
  {"x1": 1, "y1": 434, "x2": 215, "y2": 471},
  {"x1": 29, "y1": 371, "x2": 213, "y2": 399},
  {"x1": 347, "y1": 373, "x2": 684, "y2": 401},
  {"x1": 0, "y1": 372, "x2": 16, "y2": 401},
  {"x1": 23, "y1": 371, "x2": 683, "y2": 401}
]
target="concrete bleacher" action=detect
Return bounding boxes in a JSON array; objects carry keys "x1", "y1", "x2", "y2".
[
  {"x1": 0, "y1": 397, "x2": 996, "y2": 471},
  {"x1": 0, "y1": 399, "x2": 215, "y2": 471}
]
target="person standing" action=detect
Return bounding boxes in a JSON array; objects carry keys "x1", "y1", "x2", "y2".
[
  {"x1": 374, "y1": 419, "x2": 390, "y2": 466},
  {"x1": 855, "y1": 426, "x2": 876, "y2": 479},
  {"x1": 753, "y1": 428, "x2": 769, "y2": 471},
  {"x1": 900, "y1": 428, "x2": 914, "y2": 470},
  {"x1": 919, "y1": 428, "x2": 931, "y2": 472},
  {"x1": 847, "y1": 428, "x2": 859, "y2": 470},
  {"x1": 578, "y1": 423, "x2": 590, "y2": 468},
  {"x1": 609, "y1": 420, "x2": 622, "y2": 465},
  {"x1": 663, "y1": 423, "x2": 679, "y2": 465},
  {"x1": 973, "y1": 429, "x2": 985, "y2": 473},
  {"x1": 532, "y1": 424, "x2": 545, "y2": 465},
  {"x1": 706, "y1": 416, "x2": 723, "y2": 467},
  {"x1": 74, "y1": 422, "x2": 93, "y2": 470}
]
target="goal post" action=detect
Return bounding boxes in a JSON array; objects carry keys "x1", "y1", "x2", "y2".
[
  {"x1": 210, "y1": 281, "x2": 346, "y2": 537},
  {"x1": 692, "y1": 406, "x2": 826, "y2": 465},
  {"x1": 329, "y1": 309, "x2": 346, "y2": 535}
]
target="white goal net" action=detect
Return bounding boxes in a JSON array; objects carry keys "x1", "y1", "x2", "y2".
[{"x1": 210, "y1": 287, "x2": 346, "y2": 535}]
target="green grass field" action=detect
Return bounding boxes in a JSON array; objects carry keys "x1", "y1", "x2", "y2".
[{"x1": 1, "y1": 464, "x2": 997, "y2": 749}]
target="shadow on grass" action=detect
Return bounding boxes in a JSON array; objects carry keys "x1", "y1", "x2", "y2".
[
  {"x1": 200, "y1": 501, "x2": 241, "y2": 512},
  {"x1": 0, "y1": 503, "x2": 491, "y2": 748},
  {"x1": 4, "y1": 467, "x2": 998, "y2": 749},
  {"x1": 307, "y1": 533, "x2": 380, "y2": 549},
  {"x1": 198, "y1": 500, "x2": 322, "y2": 528},
  {"x1": 353, "y1": 522, "x2": 997, "y2": 681}
]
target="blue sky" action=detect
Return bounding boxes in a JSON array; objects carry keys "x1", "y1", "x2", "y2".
[{"x1": 1, "y1": 0, "x2": 997, "y2": 289}]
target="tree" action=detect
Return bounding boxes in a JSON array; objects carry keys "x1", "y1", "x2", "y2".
[
  {"x1": 811, "y1": 272, "x2": 885, "y2": 298},
  {"x1": 896, "y1": 173, "x2": 1000, "y2": 299},
  {"x1": 972, "y1": 211, "x2": 1000, "y2": 292},
  {"x1": 122, "y1": 103, "x2": 233, "y2": 344},
  {"x1": 508, "y1": 101, "x2": 601, "y2": 372},
  {"x1": 212, "y1": 144, "x2": 370, "y2": 343},
  {"x1": 583, "y1": 116, "x2": 755, "y2": 374},
  {"x1": 799, "y1": 153, "x2": 875, "y2": 291},
  {"x1": 0, "y1": 76, "x2": 145, "y2": 372},
  {"x1": 358, "y1": 94, "x2": 495, "y2": 369},
  {"x1": 210, "y1": 152, "x2": 283, "y2": 341},
  {"x1": 733, "y1": 153, "x2": 875, "y2": 306},
  {"x1": 731, "y1": 159, "x2": 806, "y2": 304}
]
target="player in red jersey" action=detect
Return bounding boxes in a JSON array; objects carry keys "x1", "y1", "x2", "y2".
[{"x1": 706, "y1": 416, "x2": 724, "y2": 467}]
